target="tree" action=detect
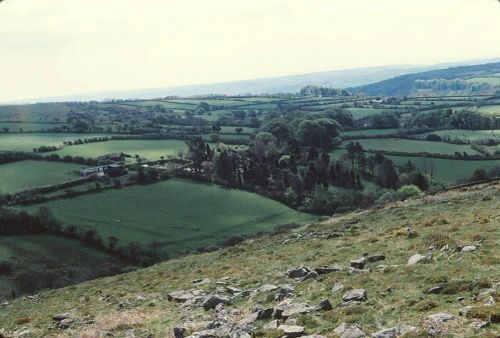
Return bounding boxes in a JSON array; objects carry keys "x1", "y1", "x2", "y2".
[
  {"x1": 376, "y1": 159, "x2": 400, "y2": 189},
  {"x1": 260, "y1": 118, "x2": 291, "y2": 142}
]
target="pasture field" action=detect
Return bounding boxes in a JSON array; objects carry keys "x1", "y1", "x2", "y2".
[
  {"x1": 386, "y1": 155, "x2": 500, "y2": 183},
  {"x1": 0, "y1": 160, "x2": 82, "y2": 194},
  {"x1": 342, "y1": 128, "x2": 399, "y2": 136},
  {"x1": 0, "y1": 122, "x2": 66, "y2": 132},
  {"x1": 0, "y1": 235, "x2": 125, "y2": 299},
  {"x1": 346, "y1": 107, "x2": 390, "y2": 119},
  {"x1": 418, "y1": 129, "x2": 500, "y2": 141},
  {"x1": 466, "y1": 76, "x2": 500, "y2": 85},
  {"x1": 52, "y1": 139, "x2": 188, "y2": 160},
  {"x1": 344, "y1": 138, "x2": 481, "y2": 155},
  {"x1": 478, "y1": 104, "x2": 500, "y2": 116},
  {"x1": 329, "y1": 149, "x2": 498, "y2": 183},
  {"x1": 0, "y1": 103, "x2": 71, "y2": 122},
  {"x1": 25, "y1": 179, "x2": 315, "y2": 256},
  {"x1": 0, "y1": 133, "x2": 110, "y2": 152}
]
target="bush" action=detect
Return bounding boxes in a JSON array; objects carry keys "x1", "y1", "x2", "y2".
[{"x1": 0, "y1": 260, "x2": 13, "y2": 275}]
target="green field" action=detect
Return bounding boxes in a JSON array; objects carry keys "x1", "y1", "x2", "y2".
[
  {"x1": 477, "y1": 104, "x2": 500, "y2": 116},
  {"x1": 0, "y1": 235, "x2": 125, "y2": 299},
  {"x1": 346, "y1": 108, "x2": 391, "y2": 119},
  {"x1": 342, "y1": 128, "x2": 399, "y2": 137},
  {"x1": 52, "y1": 139, "x2": 188, "y2": 160},
  {"x1": 344, "y1": 138, "x2": 481, "y2": 155},
  {"x1": 0, "y1": 103, "x2": 71, "y2": 122},
  {"x1": 25, "y1": 179, "x2": 315, "y2": 256},
  {"x1": 0, "y1": 122, "x2": 66, "y2": 132},
  {"x1": 0, "y1": 160, "x2": 82, "y2": 194},
  {"x1": 418, "y1": 129, "x2": 500, "y2": 141},
  {"x1": 466, "y1": 76, "x2": 500, "y2": 85},
  {"x1": 387, "y1": 155, "x2": 500, "y2": 183},
  {"x1": 0, "y1": 133, "x2": 109, "y2": 152}
]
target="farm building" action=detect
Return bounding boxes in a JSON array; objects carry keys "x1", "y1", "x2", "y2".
[
  {"x1": 97, "y1": 152, "x2": 125, "y2": 162},
  {"x1": 79, "y1": 164, "x2": 127, "y2": 177}
]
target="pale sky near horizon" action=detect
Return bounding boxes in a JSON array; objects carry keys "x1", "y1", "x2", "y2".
[{"x1": 0, "y1": 0, "x2": 499, "y2": 102}]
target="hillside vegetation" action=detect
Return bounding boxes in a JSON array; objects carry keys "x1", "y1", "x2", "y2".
[{"x1": 1, "y1": 181, "x2": 498, "y2": 337}]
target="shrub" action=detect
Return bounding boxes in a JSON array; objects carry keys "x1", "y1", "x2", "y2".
[{"x1": 0, "y1": 260, "x2": 13, "y2": 274}]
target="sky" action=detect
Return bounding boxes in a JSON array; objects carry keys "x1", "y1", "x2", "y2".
[{"x1": 0, "y1": 0, "x2": 499, "y2": 102}]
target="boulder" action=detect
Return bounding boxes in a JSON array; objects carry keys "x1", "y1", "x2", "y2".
[
  {"x1": 349, "y1": 267, "x2": 371, "y2": 275},
  {"x1": 340, "y1": 324, "x2": 366, "y2": 338},
  {"x1": 201, "y1": 294, "x2": 231, "y2": 310},
  {"x1": 238, "y1": 308, "x2": 274, "y2": 325},
  {"x1": 278, "y1": 324, "x2": 305, "y2": 338},
  {"x1": 275, "y1": 284, "x2": 295, "y2": 301},
  {"x1": 407, "y1": 253, "x2": 431, "y2": 265},
  {"x1": 350, "y1": 258, "x2": 366, "y2": 269},
  {"x1": 316, "y1": 298, "x2": 332, "y2": 311},
  {"x1": 286, "y1": 267, "x2": 311, "y2": 279},
  {"x1": 427, "y1": 312, "x2": 454, "y2": 324},
  {"x1": 258, "y1": 284, "x2": 279, "y2": 293},
  {"x1": 367, "y1": 254, "x2": 385, "y2": 262},
  {"x1": 460, "y1": 245, "x2": 477, "y2": 252},
  {"x1": 275, "y1": 300, "x2": 315, "y2": 318},
  {"x1": 459, "y1": 306, "x2": 473, "y2": 316},
  {"x1": 314, "y1": 265, "x2": 342, "y2": 275},
  {"x1": 57, "y1": 317, "x2": 77, "y2": 329},
  {"x1": 173, "y1": 327, "x2": 186, "y2": 338},
  {"x1": 52, "y1": 313, "x2": 73, "y2": 322},
  {"x1": 332, "y1": 282, "x2": 344, "y2": 293},
  {"x1": 263, "y1": 320, "x2": 280, "y2": 330},
  {"x1": 168, "y1": 290, "x2": 204, "y2": 303},
  {"x1": 426, "y1": 286, "x2": 443, "y2": 294},
  {"x1": 342, "y1": 289, "x2": 367, "y2": 302},
  {"x1": 370, "y1": 325, "x2": 417, "y2": 337}
]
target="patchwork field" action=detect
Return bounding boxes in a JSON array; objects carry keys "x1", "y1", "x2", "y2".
[
  {"x1": 52, "y1": 139, "x2": 189, "y2": 160},
  {"x1": 342, "y1": 128, "x2": 399, "y2": 137},
  {"x1": 478, "y1": 104, "x2": 500, "y2": 116},
  {"x1": 386, "y1": 155, "x2": 500, "y2": 183},
  {"x1": 0, "y1": 160, "x2": 82, "y2": 194},
  {"x1": 0, "y1": 133, "x2": 109, "y2": 152},
  {"x1": 24, "y1": 179, "x2": 315, "y2": 256},
  {"x1": 418, "y1": 129, "x2": 500, "y2": 141},
  {"x1": 344, "y1": 138, "x2": 481, "y2": 155},
  {"x1": 0, "y1": 235, "x2": 125, "y2": 299}
]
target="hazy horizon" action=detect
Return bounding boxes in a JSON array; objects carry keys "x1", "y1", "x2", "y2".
[{"x1": 1, "y1": 0, "x2": 500, "y2": 102}]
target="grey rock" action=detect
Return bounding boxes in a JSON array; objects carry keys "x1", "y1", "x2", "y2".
[
  {"x1": 471, "y1": 320, "x2": 490, "y2": 329},
  {"x1": 316, "y1": 298, "x2": 332, "y2": 311},
  {"x1": 367, "y1": 254, "x2": 385, "y2": 263},
  {"x1": 275, "y1": 284, "x2": 295, "y2": 301},
  {"x1": 57, "y1": 317, "x2": 76, "y2": 329},
  {"x1": 340, "y1": 324, "x2": 366, "y2": 338},
  {"x1": 275, "y1": 300, "x2": 315, "y2": 318},
  {"x1": 224, "y1": 286, "x2": 242, "y2": 294},
  {"x1": 332, "y1": 282, "x2": 344, "y2": 293},
  {"x1": 314, "y1": 265, "x2": 342, "y2": 275},
  {"x1": 334, "y1": 322, "x2": 348, "y2": 335},
  {"x1": 350, "y1": 258, "x2": 366, "y2": 269},
  {"x1": 426, "y1": 286, "x2": 443, "y2": 294},
  {"x1": 263, "y1": 319, "x2": 280, "y2": 330},
  {"x1": 300, "y1": 271, "x2": 318, "y2": 281},
  {"x1": 258, "y1": 284, "x2": 279, "y2": 293},
  {"x1": 168, "y1": 290, "x2": 204, "y2": 303},
  {"x1": 52, "y1": 313, "x2": 73, "y2": 321},
  {"x1": 174, "y1": 327, "x2": 186, "y2": 338},
  {"x1": 342, "y1": 289, "x2": 367, "y2": 302},
  {"x1": 459, "y1": 306, "x2": 473, "y2": 316},
  {"x1": 349, "y1": 267, "x2": 371, "y2": 275},
  {"x1": 278, "y1": 324, "x2": 305, "y2": 338},
  {"x1": 238, "y1": 308, "x2": 274, "y2": 325},
  {"x1": 286, "y1": 267, "x2": 311, "y2": 279},
  {"x1": 460, "y1": 245, "x2": 477, "y2": 252},
  {"x1": 407, "y1": 253, "x2": 430, "y2": 265},
  {"x1": 201, "y1": 294, "x2": 232, "y2": 310},
  {"x1": 427, "y1": 312, "x2": 454, "y2": 324},
  {"x1": 371, "y1": 325, "x2": 417, "y2": 338}
]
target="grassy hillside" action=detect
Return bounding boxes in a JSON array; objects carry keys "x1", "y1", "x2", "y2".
[
  {"x1": 0, "y1": 133, "x2": 109, "y2": 152},
  {"x1": 1, "y1": 182, "x2": 498, "y2": 337},
  {"x1": 0, "y1": 235, "x2": 126, "y2": 301},
  {"x1": 23, "y1": 179, "x2": 315, "y2": 256}
]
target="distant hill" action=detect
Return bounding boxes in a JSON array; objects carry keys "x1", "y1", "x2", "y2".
[
  {"x1": 6, "y1": 58, "x2": 500, "y2": 103},
  {"x1": 351, "y1": 62, "x2": 500, "y2": 97}
]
